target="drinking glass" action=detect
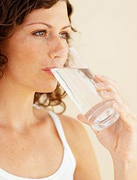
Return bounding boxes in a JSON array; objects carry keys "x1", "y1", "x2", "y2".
[{"x1": 50, "y1": 48, "x2": 120, "y2": 131}]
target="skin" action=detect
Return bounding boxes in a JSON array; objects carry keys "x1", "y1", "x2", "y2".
[
  {"x1": 78, "y1": 75, "x2": 137, "y2": 180},
  {"x1": 0, "y1": 0, "x2": 136, "y2": 179},
  {"x1": 0, "y1": 1, "x2": 70, "y2": 132},
  {"x1": 0, "y1": 1, "x2": 101, "y2": 179}
]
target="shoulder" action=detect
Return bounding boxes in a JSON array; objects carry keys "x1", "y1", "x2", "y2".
[
  {"x1": 35, "y1": 108, "x2": 101, "y2": 179},
  {"x1": 58, "y1": 113, "x2": 86, "y2": 137},
  {"x1": 58, "y1": 113, "x2": 91, "y2": 152},
  {"x1": 58, "y1": 113, "x2": 101, "y2": 180}
]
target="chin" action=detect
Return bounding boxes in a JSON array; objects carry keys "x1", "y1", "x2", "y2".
[{"x1": 36, "y1": 80, "x2": 58, "y2": 93}]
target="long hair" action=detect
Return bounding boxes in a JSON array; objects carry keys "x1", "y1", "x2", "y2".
[{"x1": 0, "y1": 0, "x2": 75, "y2": 114}]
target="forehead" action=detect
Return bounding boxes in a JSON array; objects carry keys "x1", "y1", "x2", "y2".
[{"x1": 23, "y1": 1, "x2": 70, "y2": 28}]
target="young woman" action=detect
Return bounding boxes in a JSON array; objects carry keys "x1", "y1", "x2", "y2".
[{"x1": 0, "y1": 0, "x2": 136, "y2": 179}]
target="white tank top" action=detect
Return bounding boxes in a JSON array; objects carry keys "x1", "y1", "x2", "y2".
[{"x1": 0, "y1": 111, "x2": 76, "y2": 180}]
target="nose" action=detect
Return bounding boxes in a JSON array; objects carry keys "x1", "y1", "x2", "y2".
[{"x1": 48, "y1": 35, "x2": 68, "y2": 60}]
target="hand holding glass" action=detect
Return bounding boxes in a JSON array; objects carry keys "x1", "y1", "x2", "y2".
[{"x1": 50, "y1": 48, "x2": 120, "y2": 131}]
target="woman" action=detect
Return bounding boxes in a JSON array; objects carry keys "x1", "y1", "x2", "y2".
[{"x1": 0, "y1": 0, "x2": 136, "y2": 179}]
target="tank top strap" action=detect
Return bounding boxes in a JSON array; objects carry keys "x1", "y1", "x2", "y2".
[
  {"x1": 48, "y1": 111, "x2": 70, "y2": 148},
  {"x1": 48, "y1": 111, "x2": 76, "y2": 171}
]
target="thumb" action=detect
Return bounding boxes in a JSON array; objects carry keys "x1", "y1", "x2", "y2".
[
  {"x1": 77, "y1": 113, "x2": 100, "y2": 135},
  {"x1": 77, "y1": 114, "x2": 89, "y2": 125}
]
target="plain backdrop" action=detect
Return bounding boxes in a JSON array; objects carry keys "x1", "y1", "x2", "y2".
[{"x1": 56, "y1": 0, "x2": 137, "y2": 179}]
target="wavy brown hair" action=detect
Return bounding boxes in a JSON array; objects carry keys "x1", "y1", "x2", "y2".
[{"x1": 0, "y1": 0, "x2": 75, "y2": 114}]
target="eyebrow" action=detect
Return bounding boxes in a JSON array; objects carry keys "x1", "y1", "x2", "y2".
[{"x1": 26, "y1": 22, "x2": 72, "y2": 30}]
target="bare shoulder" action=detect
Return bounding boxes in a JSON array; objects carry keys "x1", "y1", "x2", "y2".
[
  {"x1": 58, "y1": 113, "x2": 87, "y2": 139},
  {"x1": 58, "y1": 114, "x2": 101, "y2": 180}
]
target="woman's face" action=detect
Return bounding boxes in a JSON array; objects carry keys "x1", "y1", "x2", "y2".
[{"x1": 1, "y1": 1, "x2": 71, "y2": 93}]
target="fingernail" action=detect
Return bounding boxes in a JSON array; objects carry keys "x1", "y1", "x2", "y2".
[
  {"x1": 101, "y1": 90, "x2": 109, "y2": 96},
  {"x1": 95, "y1": 75, "x2": 104, "y2": 79},
  {"x1": 95, "y1": 83, "x2": 104, "y2": 88}
]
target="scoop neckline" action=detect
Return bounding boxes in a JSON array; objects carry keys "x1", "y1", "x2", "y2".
[
  {"x1": 0, "y1": 110, "x2": 67, "y2": 180},
  {"x1": 0, "y1": 147, "x2": 67, "y2": 180}
]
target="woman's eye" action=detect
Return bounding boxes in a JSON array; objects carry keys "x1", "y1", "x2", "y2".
[
  {"x1": 32, "y1": 30, "x2": 47, "y2": 37},
  {"x1": 60, "y1": 32, "x2": 70, "y2": 40}
]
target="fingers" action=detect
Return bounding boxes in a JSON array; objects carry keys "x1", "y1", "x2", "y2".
[
  {"x1": 95, "y1": 83, "x2": 118, "y2": 95},
  {"x1": 94, "y1": 75, "x2": 123, "y2": 104},
  {"x1": 95, "y1": 74, "x2": 118, "y2": 87},
  {"x1": 77, "y1": 114, "x2": 89, "y2": 125},
  {"x1": 77, "y1": 74, "x2": 137, "y2": 132},
  {"x1": 95, "y1": 74, "x2": 137, "y2": 129},
  {"x1": 77, "y1": 114, "x2": 99, "y2": 135},
  {"x1": 77, "y1": 74, "x2": 121, "y2": 132}
]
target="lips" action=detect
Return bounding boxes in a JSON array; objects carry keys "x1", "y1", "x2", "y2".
[
  {"x1": 41, "y1": 67, "x2": 57, "y2": 76},
  {"x1": 41, "y1": 67, "x2": 57, "y2": 71}
]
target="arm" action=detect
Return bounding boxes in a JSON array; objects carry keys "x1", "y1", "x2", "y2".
[
  {"x1": 112, "y1": 156, "x2": 137, "y2": 180},
  {"x1": 74, "y1": 123, "x2": 101, "y2": 180},
  {"x1": 77, "y1": 74, "x2": 137, "y2": 180}
]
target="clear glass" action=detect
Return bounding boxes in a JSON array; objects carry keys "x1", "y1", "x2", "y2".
[{"x1": 50, "y1": 48, "x2": 120, "y2": 131}]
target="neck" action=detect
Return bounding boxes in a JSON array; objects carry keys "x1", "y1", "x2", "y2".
[{"x1": 0, "y1": 75, "x2": 39, "y2": 132}]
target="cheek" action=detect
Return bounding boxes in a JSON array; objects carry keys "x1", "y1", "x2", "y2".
[
  {"x1": 2, "y1": 38, "x2": 58, "y2": 92},
  {"x1": 6, "y1": 36, "x2": 50, "y2": 71}
]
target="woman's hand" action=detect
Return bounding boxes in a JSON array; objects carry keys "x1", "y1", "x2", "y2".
[{"x1": 77, "y1": 74, "x2": 137, "y2": 160}]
